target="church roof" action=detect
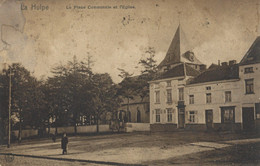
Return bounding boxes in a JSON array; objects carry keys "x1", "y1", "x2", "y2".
[
  {"x1": 240, "y1": 36, "x2": 260, "y2": 66},
  {"x1": 154, "y1": 63, "x2": 200, "y2": 80},
  {"x1": 158, "y1": 25, "x2": 202, "y2": 68}
]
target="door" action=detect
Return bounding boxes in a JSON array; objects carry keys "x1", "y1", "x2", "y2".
[
  {"x1": 205, "y1": 110, "x2": 213, "y2": 130},
  {"x1": 137, "y1": 110, "x2": 141, "y2": 123},
  {"x1": 178, "y1": 108, "x2": 185, "y2": 128},
  {"x1": 242, "y1": 107, "x2": 255, "y2": 131}
]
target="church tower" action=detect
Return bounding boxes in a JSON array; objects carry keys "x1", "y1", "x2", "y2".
[{"x1": 158, "y1": 25, "x2": 206, "y2": 73}]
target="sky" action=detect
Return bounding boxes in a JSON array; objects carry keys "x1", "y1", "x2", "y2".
[{"x1": 0, "y1": 0, "x2": 259, "y2": 83}]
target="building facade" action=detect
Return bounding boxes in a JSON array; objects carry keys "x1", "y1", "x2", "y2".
[
  {"x1": 118, "y1": 96, "x2": 149, "y2": 123},
  {"x1": 149, "y1": 25, "x2": 205, "y2": 131},
  {"x1": 150, "y1": 26, "x2": 260, "y2": 132}
]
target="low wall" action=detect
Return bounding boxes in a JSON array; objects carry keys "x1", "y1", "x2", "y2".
[
  {"x1": 184, "y1": 124, "x2": 207, "y2": 131},
  {"x1": 213, "y1": 123, "x2": 242, "y2": 132},
  {"x1": 125, "y1": 123, "x2": 150, "y2": 132},
  {"x1": 150, "y1": 124, "x2": 177, "y2": 132},
  {"x1": 13, "y1": 129, "x2": 38, "y2": 138},
  {"x1": 47, "y1": 125, "x2": 111, "y2": 135}
]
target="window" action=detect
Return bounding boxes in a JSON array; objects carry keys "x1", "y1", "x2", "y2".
[
  {"x1": 167, "y1": 108, "x2": 173, "y2": 122},
  {"x1": 206, "y1": 86, "x2": 211, "y2": 90},
  {"x1": 225, "y1": 91, "x2": 231, "y2": 102},
  {"x1": 206, "y1": 93, "x2": 211, "y2": 103},
  {"x1": 137, "y1": 110, "x2": 141, "y2": 123},
  {"x1": 128, "y1": 111, "x2": 131, "y2": 122},
  {"x1": 189, "y1": 111, "x2": 195, "y2": 123},
  {"x1": 155, "y1": 91, "x2": 160, "y2": 103},
  {"x1": 166, "y1": 81, "x2": 171, "y2": 87},
  {"x1": 189, "y1": 95, "x2": 194, "y2": 104},
  {"x1": 155, "y1": 109, "x2": 160, "y2": 122},
  {"x1": 245, "y1": 79, "x2": 254, "y2": 94},
  {"x1": 244, "y1": 67, "x2": 254, "y2": 73},
  {"x1": 188, "y1": 111, "x2": 197, "y2": 123},
  {"x1": 179, "y1": 88, "x2": 184, "y2": 101},
  {"x1": 166, "y1": 89, "x2": 172, "y2": 103},
  {"x1": 221, "y1": 107, "x2": 235, "y2": 123}
]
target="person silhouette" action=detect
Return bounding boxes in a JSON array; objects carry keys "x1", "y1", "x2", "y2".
[{"x1": 61, "y1": 132, "x2": 68, "y2": 155}]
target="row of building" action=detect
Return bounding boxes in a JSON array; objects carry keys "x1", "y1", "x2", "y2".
[{"x1": 118, "y1": 25, "x2": 260, "y2": 132}]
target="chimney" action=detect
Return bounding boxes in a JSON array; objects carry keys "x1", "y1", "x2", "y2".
[
  {"x1": 229, "y1": 60, "x2": 236, "y2": 66},
  {"x1": 221, "y1": 62, "x2": 228, "y2": 66},
  {"x1": 218, "y1": 60, "x2": 220, "y2": 66}
]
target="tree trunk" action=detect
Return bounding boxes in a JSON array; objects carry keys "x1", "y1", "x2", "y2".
[
  {"x1": 18, "y1": 116, "x2": 22, "y2": 143},
  {"x1": 127, "y1": 97, "x2": 130, "y2": 122},
  {"x1": 55, "y1": 126, "x2": 58, "y2": 135},
  {"x1": 47, "y1": 118, "x2": 50, "y2": 135},
  {"x1": 73, "y1": 113, "x2": 77, "y2": 135},
  {"x1": 96, "y1": 117, "x2": 99, "y2": 133},
  {"x1": 74, "y1": 124, "x2": 77, "y2": 135}
]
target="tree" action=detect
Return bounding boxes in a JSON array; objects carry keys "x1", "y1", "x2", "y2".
[
  {"x1": 0, "y1": 63, "x2": 46, "y2": 142},
  {"x1": 47, "y1": 56, "x2": 94, "y2": 135},
  {"x1": 139, "y1": 47, "x2": 158, "y2": 75},
  {"x1": 136, "y1": 47, "x2": 158, "y2": 101},
  {"x1": 90, "y1": 73, "x2": 119, "y2": 132},
  {"x1": 117, "y1": 68, "x2": 137, "y2": 122}
]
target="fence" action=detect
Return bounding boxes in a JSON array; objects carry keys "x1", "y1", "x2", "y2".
[
  {"x1": 47, "y1": 125, "x2": 110, "y2": 134},
  {"x1": 12, "y1": 129, "x2": 38, "y2": 138},
  {"x1": 12, "y1": 125, "x2": 110, "y2": 139},
  {"x1": 12, "y1": 123, "x2": 150, "y2": 139}
]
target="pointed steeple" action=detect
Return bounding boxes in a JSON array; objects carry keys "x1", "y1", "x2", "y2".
[
  {"x1": 240, "y1": 36, "x2": 260, "y2": 65},
  {"x1": 158, "y1": 24, "x2": 202, "y2": 69}
]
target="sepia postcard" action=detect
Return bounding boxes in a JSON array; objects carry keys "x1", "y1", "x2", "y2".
[{"x1": 0, "y1": 0, "x2": 260, "y2": 165}]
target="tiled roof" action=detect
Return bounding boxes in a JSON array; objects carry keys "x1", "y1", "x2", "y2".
[
  {"x1": 154, "y1": 63, "x2": 200, "y2": 80},
  {"x1": 240, "y1": 36, "x2": 260, "y2": 65},
  {"x1": 208, "y1": 63, "x2": 219, "y2": 70},
  {"x1": 188, "y1": 64, "x2": 239, "y2": 84},
  {"x1": 185, "y1": 63, "x2": 201, "y2": 77}
]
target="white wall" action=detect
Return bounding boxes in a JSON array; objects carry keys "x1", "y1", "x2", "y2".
[
  {"x1": 150, "y1": 77, "x2": 185, "y2": 124},
  {"x1": 239, "y1": 63, "x2": 260, "y2": 105},
  {"x1": 125, "y1": 123, "x2": 150, "y2": 132},
  {"x1": 13, "y1": 129, "x2": 38, "y2": 138},
  {"x1": 47, "y1": 125, "x2": 110, "y2": 135},
  {"x1": 185, "y1": 80, "x2": 242, "y2": 124}
]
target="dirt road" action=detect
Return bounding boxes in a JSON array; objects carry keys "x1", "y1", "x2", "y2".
[{"x1": 0, "y1": 131, "x2": 259, "y2": 165}]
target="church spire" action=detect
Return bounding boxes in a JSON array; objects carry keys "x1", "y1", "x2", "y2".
[
  {"x1": 158, "y1": 24, "x2": 202, "y2": 69},
  {"x1": 158, "y1": 24, "x2": 182, "y2": 68}
]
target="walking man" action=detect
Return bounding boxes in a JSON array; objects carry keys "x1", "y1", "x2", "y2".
[{"x1": 61, "y1": 132, "x2": 68, "y2": 155}]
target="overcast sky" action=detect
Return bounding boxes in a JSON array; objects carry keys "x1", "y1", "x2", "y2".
[{"x1": 0, "y1": 0, "x2": 259, "y2": 82}]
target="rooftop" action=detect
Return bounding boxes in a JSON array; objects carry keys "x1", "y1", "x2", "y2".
[
  {"x1": 154, "y1": 63, "x2": 200, "y2": 80},
  {"x1": 240, "y1": 36, "x2": 260, "y2": 66},
  {"x1": 188, "y1": 64, "x2": 239, "y2": 85}
]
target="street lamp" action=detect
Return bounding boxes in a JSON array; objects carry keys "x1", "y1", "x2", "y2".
[{"x1": 7, "y1": 65, "x2": 13, "y2": 148}]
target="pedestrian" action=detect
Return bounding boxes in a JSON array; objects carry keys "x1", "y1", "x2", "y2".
[{"x1": 61, "y1": 132, "x2": 68, "y2": 155}]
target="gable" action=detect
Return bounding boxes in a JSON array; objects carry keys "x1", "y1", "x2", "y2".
[{"x1": 240, "y1": 37, "x2": 260, "y2": 65}]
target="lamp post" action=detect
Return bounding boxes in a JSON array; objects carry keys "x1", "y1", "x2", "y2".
[{"x1": 7, "y1": 66, "x2": 13, "y2": 148}]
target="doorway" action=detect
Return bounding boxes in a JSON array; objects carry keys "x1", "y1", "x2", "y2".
[
  {"x1": 205, "y1": 110, "x2": 213, "y2": 130},
  {"x1": 137, "y1": 110, "x2": 141, "y2": 123},
  {"x1": 178, "y1": 108, "x2": 185, "y2": 128},
  {"x1": 242, "y1": 107, "x2": 255, "y2": 131}
]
